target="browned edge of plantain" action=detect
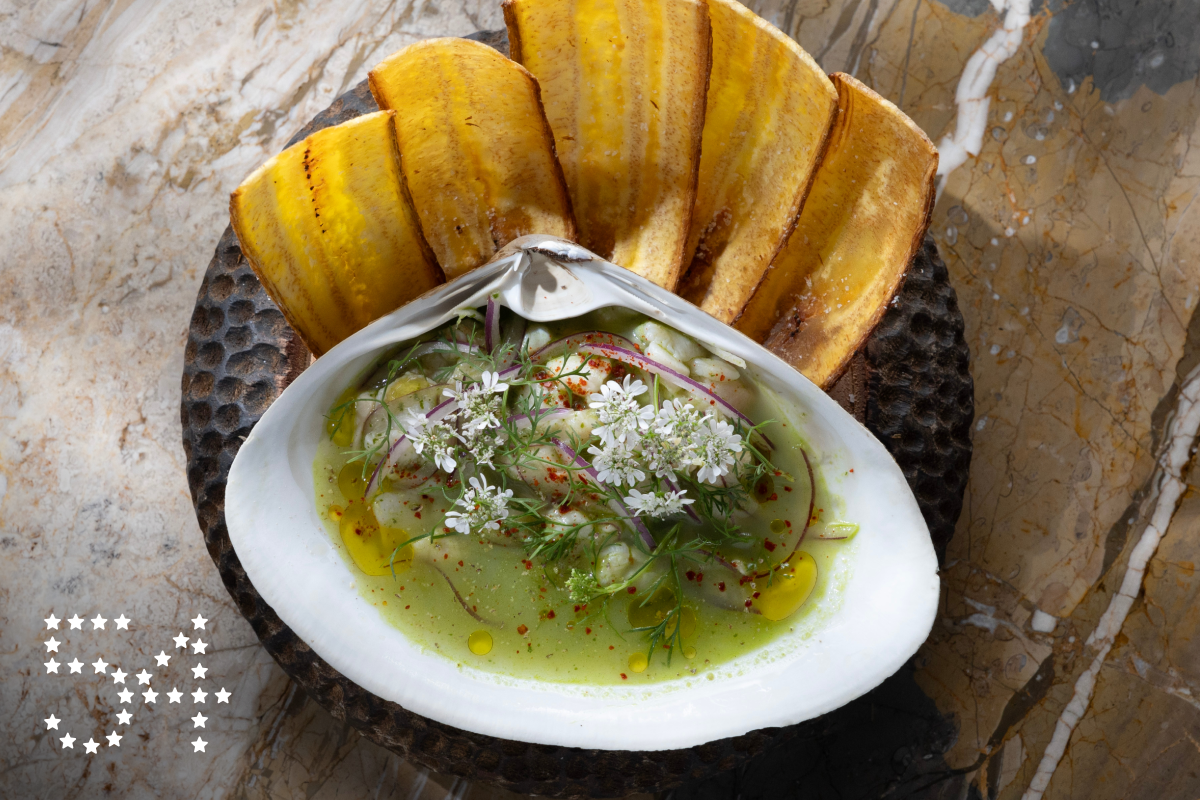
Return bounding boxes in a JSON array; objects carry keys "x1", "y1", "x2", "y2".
[
  {"x1": 229, "y1": 110, "x2": 443, "y2": 358},
  {"x1": 734, "y1": 72, "x2": 938, "y2": 390}
]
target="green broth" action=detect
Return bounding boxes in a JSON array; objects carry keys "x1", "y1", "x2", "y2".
[{"x1": 312, "y1": 309, "x2": 853, "y2": 684}]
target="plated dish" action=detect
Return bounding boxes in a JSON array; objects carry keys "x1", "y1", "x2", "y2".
[
  {"x1": 316, "y1": 300, "x2": 848, "y2": 684},
  {"x1": 226, "y1": 239, "x2": 939, "y2": 749},
  {"x1": 216, "y1": 0, "x2": 948, "y2": 758}
]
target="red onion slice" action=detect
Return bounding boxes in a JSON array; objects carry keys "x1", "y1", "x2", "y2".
[
  {"x1": 485, "y1": 296, "x2": 500, "y2": 354},
  {"x1": 750, "y1": 448, "x2": 815, "y2": 579},
  {"x1": 497, "y1": 313, "x2": 526, "y2": 368},
  {"x1": 364, "y1": 398, "x2": 459, "y2": 497},
  {"x1": 528, "y1": 331, "x2": 640, "y2": 363},
  {"x1": 572, "y1": 342, "x2": 774, "y2": 450},
  {"x1": 550, "y1": 438, "x2": 657, "y2": 551}
]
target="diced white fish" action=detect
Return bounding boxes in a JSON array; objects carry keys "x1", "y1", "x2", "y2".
[
  {"x1": 689, "y1": 356, "x2": 751, "y2": 410},
  {"x1": 633, "y1": 321, "x2": 707, "y2": 363},
  {"x1": 523, "y1": 325, "x2": 551, "y2": 353},
  {"x1": 560, "y1": 353, "x2": 613, "y2": 397},
  {"x1": 596, "y1": 543, "x2": 633, "y2": 586}
]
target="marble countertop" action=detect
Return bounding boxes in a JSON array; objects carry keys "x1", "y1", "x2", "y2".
[{"x1": 3, "y1": 0, "x2": 1199, "y2": 798}]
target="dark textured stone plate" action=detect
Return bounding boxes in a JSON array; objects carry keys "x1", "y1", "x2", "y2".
[{"x1": 180, "y1": 29, "x2": 972, "y2": 798}]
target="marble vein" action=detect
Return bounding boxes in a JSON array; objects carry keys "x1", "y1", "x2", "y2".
[
  {"x1": 1022, "y1": 362, "x2": 1200, "y2": 800},
  {"x1": 936, "y1": 0, "x2": 1033, "y2": 197}
]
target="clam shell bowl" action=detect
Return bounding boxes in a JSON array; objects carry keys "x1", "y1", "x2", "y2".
[{"x1": 180, "y1": 29, "x2": 973, "y2": 799}]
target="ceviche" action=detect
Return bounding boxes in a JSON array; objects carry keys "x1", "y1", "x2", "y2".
[{"x1": 312, "y1": 300, "x2": 856, "y2": 683}]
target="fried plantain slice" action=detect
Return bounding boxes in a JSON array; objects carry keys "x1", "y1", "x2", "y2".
[
  {"x1": 676, "y1": 0, "x2": 837, "y2": 324},
  {"x1": 229, "y1": 111, "x2": 443, "y2": 357},
  {"x1": 504, "y1": 0, "x2": 711, "y2": 289},
  {"x1": 369, "y1": 37, "x2": 576, "y2": 280},
  {"x1": 735, "y1": 73, "x2": 938, "y2": 389}
]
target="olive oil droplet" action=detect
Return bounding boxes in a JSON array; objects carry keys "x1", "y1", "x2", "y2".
[
  {"x1": 468, "y1": 630, "x2": 493, "y2": 655},
  {"x1": 769, "y1": 518, "x2": 786, "y2": 535},
  {"x1": 628, "y1": 652, "x2": 648, "y2": 673},
  {"x1": 683, "y1": 646, "x2": 697, "y2": 659}
]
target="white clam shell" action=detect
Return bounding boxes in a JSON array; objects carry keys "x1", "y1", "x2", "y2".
[{"x1": 226, "y1": 235, "x2": 939, "y2": 751}]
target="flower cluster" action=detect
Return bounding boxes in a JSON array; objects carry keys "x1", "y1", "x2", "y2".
[
  {"x1": 586, "y1": 380, "x2": 743, "y2": 494},
  {"x1": 405, "y1": 371, "x2": 509, "y2": 473},
  {"x1": 590, "y1": 375, "x2": 655, "y2": 445},
  {"x1": 444, "y1": 474, "x2": 514, "y2": 535},
  {"x1": 623, "y1": 488, "x2": 694, "y2": 518},
  {"x1": 403, "y1": 412, "x2": 460, "y2": 473}
]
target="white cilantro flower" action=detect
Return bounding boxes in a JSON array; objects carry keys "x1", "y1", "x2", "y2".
[
  {"x1": 479, "y1": 370, "x2": 509, "y2": 395},
  {"x1": 445, "y1": 370, "x2": 508, "y2": 434},
  {"x1": 588, "y1": 375, "x2": 654, "y2": 446},
  {"x1": 638, "y1": 400, "x2": 704, "y2": 479},
  {"x1": 403, "y1": 411, "x2": 459, "y2": 473},
  {"x1": 693, "y1": 415, "x2": 743, "y2": 483},
  {"x1": 444, "y1": 474, "x2": 514, "y2": 535},
  {"x1": 587, "y1": 441, "x2": 647, "y2": 486},
  {"x1": 655, "y1": 399, "x2": 704, "y2": 438},
  {"x1": 623, "y1": 488, "x2": 694, "y2": 518},
  {"x1": 455, "y1": 425, "x2": 507, "y2": 469}
]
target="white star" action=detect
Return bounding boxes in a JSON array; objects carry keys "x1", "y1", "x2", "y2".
[
  {"x1": 106, "y1": 731, "x2": 122, "y2": 747},
  {"x1": 90, "y1": 614, "x2": 107, "y2": 630},
  {"x1": 173, "y1": 632, "x2": 189, "y2": 649},
  {"x1": 60, "y1": 733, "x2": 76, "y2": 749},
  {"x1": 83, "y1": 738, "x2": 100, "y2": 754},
  {"x1": 117, "y1": 689, "x2": 134, "y2": 704},
  {"x1": 191, "y1": 638, "x2": 208, "y2": 655},
  {"x1": 68, "y1": 615, "x2": 84, "y2": 630},
  {"x1": 44, "y1": 714, "x2": 60, "y2": 731},
  {"x1": 67, "y1": 659, "x2": 83, "y2": 674},
  {"x1": 44, "y1": 659, "x2": 59, "y2": 674},
  {"x1": 154, "y1": 651, "x2": 170, "y2": 667},
  {"x1": 191, "y1": 712, "x2": 207, "y2": 728},
  {"x1": 44, "y1": 637, "x2": 61, "y2": 653},
  {"x1": 192, "y1": 737, "x2": 207, "y2": 753},
  {"x1": 215, "y1": 687, "x2": 231, "y2": 704},
  {"x1": 191, "y1": 614, "x2": 208, "y2": 630},
  {"x1": 142, "y1": 688, "x2": 158, "y2": 704},
  {"x1": 192, "y1": 663, "x2": 208, "y2": 680},
  {"x1": 167, "y1": 687, "x2": 183, "y2": 703},
  {"x1": 91, "y1": 658, "x2": 108, "y2": 675},
  {"x1": 45, "y1": 614, "x2": 60, "y2": 630},
  {"x1": 115, "y1": 709, "x2": 132, "y2": 725},
  {"x1": 114, "y1": 614, "x2": 131, "y2": 630},
  {"x1": 111, "y1": 668, "x2": 127, "y2": 685},
  {"x1": 191, "y1": 688, "x2": 208, "y2": 704},
  {"x1": 135, "y1": 670, "x2": 152, "y2": 685}
]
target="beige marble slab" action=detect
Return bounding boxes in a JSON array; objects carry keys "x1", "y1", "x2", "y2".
[{"x1": 4, "y1": 0, "x2": 1200, "y2": 797}]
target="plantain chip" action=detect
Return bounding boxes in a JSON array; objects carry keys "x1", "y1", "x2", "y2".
[
  {"x1": 504, "y1": 0, "x2": 712, "y2": 290},
  {"x1": 735, "y1": 73, "x2": 938, "y2": 389},
  {"x1": 370, "y1": 38, "x2": 576, "y2": 280},
  {"x1": 229, "y1": 111, "x2": 443, "y2": 357},
  {"x1": 676, "y1": 0, "x2": 837, "y2": 324}
]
